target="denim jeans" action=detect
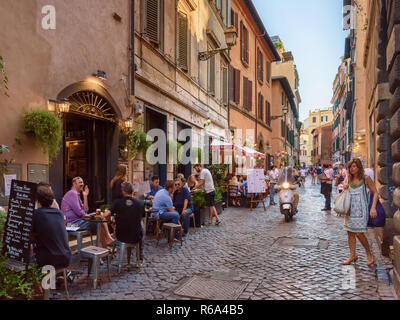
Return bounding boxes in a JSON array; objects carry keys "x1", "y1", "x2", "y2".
[
  {"x1": 181, "y1": 208, "x2": 192, "y2": 235},
  {"x1": 270, "y1": 183, "x2": 276, "y2": 203},
  {"x1": 159, "y1": 211, "x2": 181, "y2": 239}
]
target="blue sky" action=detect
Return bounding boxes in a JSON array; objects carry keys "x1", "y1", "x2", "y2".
[{"x1": 253, "y1": 0, "x2": 349, "y2": 121}]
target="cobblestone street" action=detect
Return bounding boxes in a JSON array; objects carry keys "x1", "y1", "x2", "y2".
[{"x1": 56, "y1": 179, "x2": 397, "y2": 300}]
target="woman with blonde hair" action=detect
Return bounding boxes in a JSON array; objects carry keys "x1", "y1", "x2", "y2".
[
  {"x1": 110, "y1": 164, "x2": 128, "y2": 202},
  {"x1": 342, "y1": 158, "x2": 378, "y2": 266}
]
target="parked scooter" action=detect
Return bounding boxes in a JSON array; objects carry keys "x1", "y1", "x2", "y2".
[{"x1": 277, "y1": 167, "x2": 298, "y2": 222}]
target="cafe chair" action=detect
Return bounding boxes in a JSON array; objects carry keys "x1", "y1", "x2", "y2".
[
  {"x1": 111, "y1": 240, "x2": 141, "y2": 274},
  {"x1": 80, "y1": 246, "x2": 111, "y2": 289},
  {"x1": 157, "y1": 223, "x2": 183, "y2": 249},
  {"x1": 43, "y1": 268, "x2": 70, "y2": 300},
  {"x1": 68, "y1": 229, "x2": 94, "y2": 253}
]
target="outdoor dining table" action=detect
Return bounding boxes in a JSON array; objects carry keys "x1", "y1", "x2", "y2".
[{"x1": 84, "y1": 214, "x2": 108, "y2": 247}]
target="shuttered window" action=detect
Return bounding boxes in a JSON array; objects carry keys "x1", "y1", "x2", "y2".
[
  {"x1": 229, "y1": 67, "x2": 240, "y2": 105},
  {"x1": 177, "y1": 12, "x2": 189, "y2": 71},
  {"x1": 240, "y1": 21, "x2": 249, "y2": 65},
  {"x1": 208, "y1": 52, "x2": 216, "y2": 95},
  {"x1": 144, "y1": 0, "x2": 161, "y2": 45},
  {"x1": 266, "y1": 61, "x2": 271, "y2": 83},
  {"x1": 257, "y1": 49, "x2": 263, "y2": 83},
  {"x1": 222, "y1": 66, "x2": 228, "y2": 105},
  {"x1": 230, "y1": 9, "x2": 238, "y2": 33},
  {"x1": 258, "y1": 93, "x2": 264, "y2": 121},
  {"x1": 281, "y1": 120, "x2": 285, "y2": 137},
  {"x1": 266, "y1": 100, "x2": 271, "y2": 126},
  {"x1": 243, "y1": 77, "x2": 252, "y2": 111}
]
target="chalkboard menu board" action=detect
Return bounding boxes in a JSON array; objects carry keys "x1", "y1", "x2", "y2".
[{"x1": 1, "y1": 180, "x2": 37, "y2": 264}]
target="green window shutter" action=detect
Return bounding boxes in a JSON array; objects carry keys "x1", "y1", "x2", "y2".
[
  {"x1": 144, "y1": 0, "x2": 160, "y2": 44},
  {"x1": 177, "y1": 12, "x2": 189, "y2": 71}
]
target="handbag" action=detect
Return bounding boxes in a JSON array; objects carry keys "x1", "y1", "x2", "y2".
[
  {"x1": 333, "y1": 189, "x2": 351, "y2": 216},
  {"x1": 362, "y1": 176, "x2": 386, "y2": 227}
]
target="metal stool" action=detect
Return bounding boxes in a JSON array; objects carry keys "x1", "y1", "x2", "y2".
[
  {"x1": 68, "y1": 229, "x2": 93, "y2": 253},
  {"x1": 158, "y1": 223, "x2": 183, "y2": 249},
  {"x1": 43, "y1": 268, "x2": 69, "y2": 300},
  {"x1": 112, "y1": 241, "x2": 141, "y2": 274},
  {"x1": 80, "y1": 246, "x2": 111, "y2": 289}
]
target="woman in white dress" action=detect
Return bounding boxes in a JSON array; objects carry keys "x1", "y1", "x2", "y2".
[{"x1": 342, "y1": 158, "x2": 378, "y2": 266}]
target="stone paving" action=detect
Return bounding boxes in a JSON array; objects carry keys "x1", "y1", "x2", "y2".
[{"x1": 54, "y1": 179, "x2": 398, "y2": 300}]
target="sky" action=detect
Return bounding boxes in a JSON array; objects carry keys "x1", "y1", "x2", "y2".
[{"x1": 253, "y1": 0, "x2": 349, "y2": 122}]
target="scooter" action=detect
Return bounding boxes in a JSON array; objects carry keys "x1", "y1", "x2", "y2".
[{"x1": 279, "y1": 181, "x2": 297, "y2": 222}]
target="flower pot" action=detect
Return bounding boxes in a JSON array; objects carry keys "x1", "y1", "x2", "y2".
[{"x1": 215, "y1": 201, "x2": 223, "y2": 215}]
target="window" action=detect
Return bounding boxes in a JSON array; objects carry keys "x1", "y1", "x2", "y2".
[
  {"x1": 221, "y1": 66, "x2": 228, "y2": 105},
  {"x1": 266, "y1": 100, "x2": 271, "y2": 126},
  {"x1": 281, "y1": 92, "x2": 284, "y2": 105},
  {"x1": 312, "y1": 117, "x2": 316, "y2": 123},
  {"x1": 177, "y1": 11, "x2": 189, "y2": 71},
  {"x1": 243, "y1": 77, "x2": 252, "y2": 111},
  {"x1": 281, "y1": 120, "x2": 285, "y2": 137},
  {"x1": 257, "y1": 49, "x2": 264, "y2": 83},
  {"x1": 207, "y1": 47, "x2": 216, "y2": 95},
  {"x1": 266, "y1": 61, "x2": 271, "y2": 83},
  {"x1": 240, "y1": 21, "x2": 249, "y2": 65},
  {"x1": 230, "y1": 9, "x2": 239, "y2": 34},
  {"x1": 144, "y1": 0, "x2": 164, "y2": 48},
  {"x1": 258, "y1": 93, "x2": 264, "y2": 121},
  {"x1": 214, "y1": 0, "x2": 229, "y2": 26},
  {"x1": 229, "y1": 66, "x2": 240, "y2": 105}
]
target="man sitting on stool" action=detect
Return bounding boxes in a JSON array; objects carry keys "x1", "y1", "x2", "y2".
[
  {"x1": 173, "y1": 178, "x2": 192, "y2": 237},
  {"x1": 152, "y1": 180, "x2": 183, "y2": 241},
  {"x1": 105, "y1": 182, "x2": 145, "y2": 261}
]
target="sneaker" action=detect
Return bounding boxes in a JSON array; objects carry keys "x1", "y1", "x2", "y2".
[{"x1": 215, "y1": 219, "x2": 221, "y2": 226}]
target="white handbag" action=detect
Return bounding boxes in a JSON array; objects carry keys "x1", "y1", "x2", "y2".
[{"x1": 333, "y1": 189, "x2": 351, "y2": 216}]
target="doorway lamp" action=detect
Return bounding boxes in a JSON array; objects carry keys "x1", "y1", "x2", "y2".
[
  {"x1": 198, "y1": 26, "x2": 237, "y2": 61},
  {"x1": 271, "y1": 104, "x2": 289, "y2": 120},
  {"x1": 47, "y1": 98, "x2": 71, "y2": 115}
]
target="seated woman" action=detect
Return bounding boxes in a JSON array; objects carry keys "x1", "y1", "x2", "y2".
[{"x1": 173, "y1": 178, "x2": 193, "y2": 236}]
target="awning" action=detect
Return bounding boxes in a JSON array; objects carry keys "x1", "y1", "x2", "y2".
[
  {"x1": 210, "y1": 141, "x2": 266, "y2": 159},
  {"x1": 241, "y1": 146, "x2": 266, "y2": 159}
]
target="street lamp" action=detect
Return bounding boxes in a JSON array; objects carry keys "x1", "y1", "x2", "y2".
[
  {"x1": 198, "y1": 26, "x2": 237, "y2": 61},
  {"x1": 47, "y1": 98, "x2": 71, "y2": 115}
]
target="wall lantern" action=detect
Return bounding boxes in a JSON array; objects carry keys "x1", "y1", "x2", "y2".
[
  {"x1": 198, "y1": 26, "x2": 237, "y2": 61},
  {"x1": 204, "y1": 118, "x2": 211, "y2": 127},
  {"x1": 47, "y1": 98, "x2": 70, "y2": 115},
  {"x1": 124, "y1": 117, "x2": 134, "y2": 130}
]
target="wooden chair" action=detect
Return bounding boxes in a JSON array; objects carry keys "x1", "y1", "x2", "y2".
[{"x1": 228, "y1": 185, "x2": 241, "y2": 207}]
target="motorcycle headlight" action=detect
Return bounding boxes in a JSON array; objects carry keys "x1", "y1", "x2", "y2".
[{"x1": 282, "y1": 182, "x2": 290, "y2": 189}]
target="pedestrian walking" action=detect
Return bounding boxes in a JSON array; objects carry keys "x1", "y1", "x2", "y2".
[
  {"x1": 269, "y1": 165, "x2": 279, "y2": 206},
  {"x1": 342, "y1": 158, "x2": 378, "y2": 266},
  {"x1": 319, "y1": 164, "x2": 334, "y2": 211},
  {"x1": 311, "y1": 167, "x2": 316, "y2": 184}
]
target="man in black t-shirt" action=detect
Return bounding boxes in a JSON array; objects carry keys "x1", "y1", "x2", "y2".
[
  {"x1": 105, "y1": 182, "x2": 145, "y2": 260},
  {"x1": 33, "y1": 185, "x2": 72, "y2": 269}
]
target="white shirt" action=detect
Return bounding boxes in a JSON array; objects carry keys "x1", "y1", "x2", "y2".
[
  {"x1": 270, "y1": 169, "x2": 279, "y2": 183},
  {"x1": 200, "y1": 168, "x2": 215, "y2": 193},
  {"x1": 300, "y1": 169, "x2": 307, "y2": 177},
  {"x1": 324, "y1": 168, "x2": 335, "y2": 185},
  {"x1": 365, "y1": 168, "x2": 374, "y2": 181}
]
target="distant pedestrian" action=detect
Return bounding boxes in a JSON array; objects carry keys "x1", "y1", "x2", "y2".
[
  {"x1": 269, "y1": 166, "x2": 279, "y2": 206},
  {"x1": 342, "y1": 158, "x2": 378, "y2": 266},
  {"x1": 311, "y1": 168, "x2": 316, "y2": 184},
  {"x1": 335, "y1": 163, "x2": 347, "y2": 194},
  {"x1": 319, "y1": 164, "x2": 334, "y2": 211},
  {"x1": 316, "y1": 164, "x2": 322, "y2": 184}
]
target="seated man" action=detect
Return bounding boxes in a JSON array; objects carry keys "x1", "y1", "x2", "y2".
[
  {"x1": 173, "y1": 178, "x2": 192, "y2": 236},
  {"x1": 276, "y1": 167, "x2": 299, "y2": 212},
  {"x1": 152, "y1": 180, "x2": 182, "y2": 241},
  {"x1": 61, "y1": 176, "x2": 114, "y2": 248},
  {"x1": 145, "y1": 176, "x2": 163, "y2": 200},
  {"x1": 105, "y1": 182, "x2": 145, "y2": 261},
  {"x1": 32, "y1": 184, "x2": 72, "y2": 269}
]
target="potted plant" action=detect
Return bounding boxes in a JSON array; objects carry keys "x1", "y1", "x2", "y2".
[
  {"x1": 0, "y1": 255, "x2": 45, "y2": 300},
  {"x1": 126, "y1": 128, "x2": 152, "y2": 160},
  {"x1": 0, "y1": 207, "x2": 6, "y2": 250},
  {"x1": 23, "y1": 109, "x2": 62, "y2": 163},
  {"x1": 214, "y1": 186, "x2": 223, "y2": 215},
  {"x1": 192, "y1": 190, "x2": 206, "y2": 226}
]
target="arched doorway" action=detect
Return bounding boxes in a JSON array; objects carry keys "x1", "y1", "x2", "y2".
[{"x1": 50, "y1": 84, "x2": 121, "y2": 212}]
